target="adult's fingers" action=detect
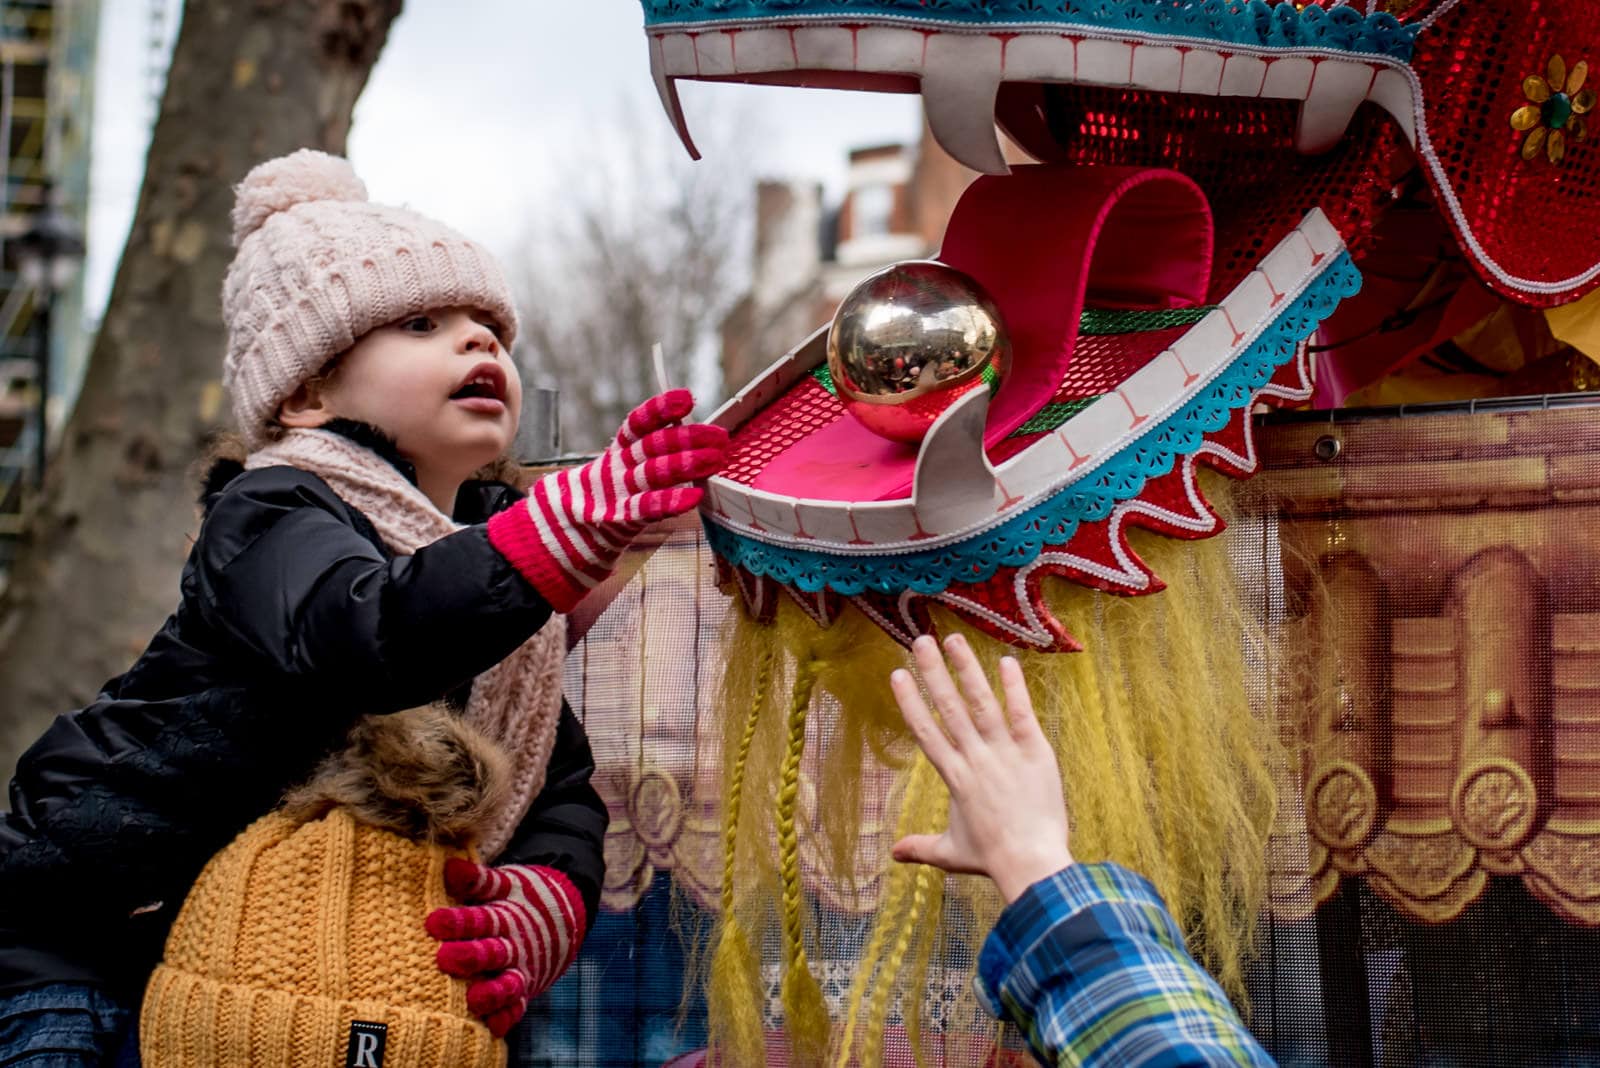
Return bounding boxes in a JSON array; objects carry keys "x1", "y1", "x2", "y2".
[
  {"x1": 997, "y1": 656, "x2": 1043, "y2": 741},
  {"x1": 912, "y1": 634, "x2": 978, "y2": 748},
  {"x1": 890, "y1": 833, "x2": 948, "y2": 869},
  {"x1": 943, "y1": 634, "x2": 1006, "y2": 740},
  {"x1": 892, "y1": 833, "x2": 982, "y2": 877},
  {"x1": 891, "y1": 667, "x2": 958, "y2": 777}
]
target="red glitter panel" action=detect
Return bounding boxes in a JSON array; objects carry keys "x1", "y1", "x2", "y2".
[
  {"x1": 1409, "y1": 2, "x2": 1600, "y2": 305},
  {"x1": 997, "y1": 85, "x2": 1410, "y2": 298},
  {"x1": 721, "y1": 377, "x2": 846, "y2": 486},
  {"x1": 998, "y1": 2, "x2": 1600, "y2": 305}
]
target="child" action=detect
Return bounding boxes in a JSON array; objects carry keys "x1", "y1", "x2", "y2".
[{"x1": 0, "y1": 148, "x2": 728, "y2": 1064}]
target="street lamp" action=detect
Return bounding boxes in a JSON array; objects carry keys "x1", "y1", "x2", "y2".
[{"x1": 13, "y1": 192, "x2": 85, "y2": 486}]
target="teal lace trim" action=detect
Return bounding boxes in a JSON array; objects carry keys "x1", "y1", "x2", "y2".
[
  {"x1": 705, "y1": 249, "x2": 1360, "y2": 596},
  {"x1": 641, "y1": 1, "x2": 1415, "y2": 62}
]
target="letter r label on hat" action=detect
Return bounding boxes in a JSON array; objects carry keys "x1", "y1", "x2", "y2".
[{"x1": 346, "y1": 1021, "x2": 388, "y2": 1068}]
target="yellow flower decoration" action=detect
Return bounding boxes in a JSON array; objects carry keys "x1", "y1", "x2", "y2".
[{"x1": 1511, "y1": 54, "x2": 1595, "y2": 163}]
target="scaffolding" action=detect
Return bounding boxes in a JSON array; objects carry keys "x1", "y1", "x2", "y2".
[{"x1": 0, "y1": 0, "x2": 96, "y2": 570}]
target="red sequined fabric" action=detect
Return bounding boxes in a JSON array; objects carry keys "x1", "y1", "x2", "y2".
[
  {"x1": 1410, "y1": 1, "x2": 1600, "y2": 305},
  {"x1": 997, "y1": 86, "x2": 1410, "y2": 299},
  {"x1": 995, "y1": 2, "x2": 1600, "y2": 307}
]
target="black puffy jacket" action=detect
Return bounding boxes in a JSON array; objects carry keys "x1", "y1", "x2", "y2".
[{"x1": 0, "y1": 428, "x2": 608, "y2": 998}]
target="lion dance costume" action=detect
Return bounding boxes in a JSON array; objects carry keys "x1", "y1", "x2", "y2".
[{"x1": 614, "y1": 2, "x2": 1600, "y2": 1063}]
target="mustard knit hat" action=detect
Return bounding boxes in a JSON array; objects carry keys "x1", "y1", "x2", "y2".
[{"x1": 141, "y1": 809, "x2": 505, "y2": 1068}]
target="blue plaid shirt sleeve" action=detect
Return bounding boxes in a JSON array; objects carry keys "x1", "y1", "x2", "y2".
[{"x1": 974, "y1": 862, "x2": 1275, "y2": 1067}]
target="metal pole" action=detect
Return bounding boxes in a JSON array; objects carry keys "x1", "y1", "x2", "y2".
[
  {"x1": 34, "y1": 294, "x2": 48, "y2": 487},
  {"x1": 515, "y1": 385, "x2": 562, "y2": 463}
]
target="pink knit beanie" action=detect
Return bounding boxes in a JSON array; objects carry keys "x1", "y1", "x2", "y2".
[{"x1": 221, "y1": 149, "x2": 520, "y2": 447}]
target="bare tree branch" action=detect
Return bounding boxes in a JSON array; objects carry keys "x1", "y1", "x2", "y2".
[{"x1": 509, "y1": 104, "x2": 750, "y2": 450}]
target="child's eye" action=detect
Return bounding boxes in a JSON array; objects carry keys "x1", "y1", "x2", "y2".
[{"x1": 399, "y1": 315, "x2": 436, "y2": 334}]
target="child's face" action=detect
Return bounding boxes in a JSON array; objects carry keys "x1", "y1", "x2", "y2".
[{"x1": 316, "y1": 306, "x2": 522, "y2": 476}]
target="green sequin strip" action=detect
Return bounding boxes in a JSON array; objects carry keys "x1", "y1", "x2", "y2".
[
  {"x1": 1077, "y1": 306, "x2": 1216, "y2": 335},
  {"x1": 1011, "y1": 397, "x2": 1099, "y2": 434},
  {"x1": 812, "y1": 361, "x2": 998, "y2": 396}
]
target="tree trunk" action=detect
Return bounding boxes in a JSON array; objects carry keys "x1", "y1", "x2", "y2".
[{"x1": 0, "y1": 0, "x2": 403, "y2": 774}]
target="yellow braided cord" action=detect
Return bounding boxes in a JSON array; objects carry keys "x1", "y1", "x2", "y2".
[
  {"x1": 707, "y1": 642, "x2": 776, "y2": 1065},
  {"x1": 1014, "y1": 471, "x2": 1277, "y2": 994},
  {"x1": 722, "y1": 643, "x2": 776, "y2": 917},
  {"x1": 834, "y1": 860, "x2": 910, "y2": 1067},
  {"x1": 833, "y1": 753, "x2": 934, "y2": 1068},
  {"x1": 899, "y1": 864, "x2": 947, "y2": 1068},
  {"x1": 860, "y1": 756, "x2": 944, "y2": 1068},
  {"x1": 926, "y1": 472, "x2": 1278, "y2": 1000},
  {"x1": 777, "y1": 658, "x2": 829, "y2": 1067}
]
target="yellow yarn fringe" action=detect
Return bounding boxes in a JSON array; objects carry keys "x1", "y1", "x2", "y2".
[
  {"x1": 701, "y1": 473, "x2": 1280, "y2": 1059},
  {"x1": 835, "y1": 754, "x2": 940, "y2": 1067},
  {"x1": 705, "y1": 642, "x2": 775, "y2": 1066},
  {"x1": 777, "y1": 659, "x2": 830, "y2": 1067},
  {"x1": 860, "y1": 763, "x2": 947, "y2": 1068}
]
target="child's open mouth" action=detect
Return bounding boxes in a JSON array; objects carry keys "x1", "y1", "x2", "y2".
[{"x1": 450, "y1": 362, "x2": 508, "y2": 414}]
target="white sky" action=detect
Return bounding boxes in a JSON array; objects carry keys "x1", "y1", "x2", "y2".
[{"x1": 84, "y1": 1, "x2": 920, "y2": 319}]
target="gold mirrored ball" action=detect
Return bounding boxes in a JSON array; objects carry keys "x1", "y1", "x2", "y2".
[{"x1": 826, "y1": 260, "x2": 1011, "y2": 443}]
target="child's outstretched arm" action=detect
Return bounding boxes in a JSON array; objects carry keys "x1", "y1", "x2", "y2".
[
  {"x1": 488, "y1": 388, "x2": 726, "y2": 614},
  {"x1": 891, "y1": 635, "x2": 1275, "y2": 1068},
  {"x1": 192, "y1": 389, "x2": 724, "y2": 712}
]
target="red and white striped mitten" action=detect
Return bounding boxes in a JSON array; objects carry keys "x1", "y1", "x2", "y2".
[
  {"x1": 426, "y1": 858, "x2": 588, "y2": 1038},
  {"x1": 488, "y1": 388, "x2": 727, "y2": 613}
]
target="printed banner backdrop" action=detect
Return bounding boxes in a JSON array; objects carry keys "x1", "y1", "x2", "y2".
[
  {"x1": 1247, "y1": 398, "x2": 1600, "y2": 1068},
  {"x1": 515, "y1": 399, "x2": 1600, "y2": 1067}
]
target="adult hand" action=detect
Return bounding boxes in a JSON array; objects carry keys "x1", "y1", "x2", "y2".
[{"x1": 890, "y1": 634, "x2": 1074, "y2": 904}]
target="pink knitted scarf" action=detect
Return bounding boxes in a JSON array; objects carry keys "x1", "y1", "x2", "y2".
[{"x1": 246, "y1": 428, "x2": 566, "y2": 858}]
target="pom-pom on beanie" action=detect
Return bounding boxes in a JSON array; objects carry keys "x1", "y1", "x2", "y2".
[{"x1": 221, "y1": 149, "x2": 520, "y2": 447}]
